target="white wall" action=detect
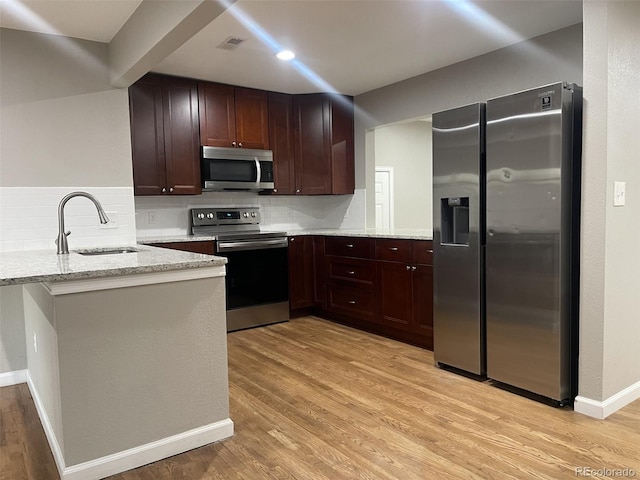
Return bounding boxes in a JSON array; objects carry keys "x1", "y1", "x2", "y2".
[
  {"x1": 354, "y1": 23, "x2": 583, "y2": 228},
  {"x1": 374, "y1": 121, "x2": 432, "y2": 229},
  {"x1": 578, "y1": 1, "x2": 640, "y2": 408},
  {"x1": 0, "y1": 28, "x2": 133, "y2": 188}
]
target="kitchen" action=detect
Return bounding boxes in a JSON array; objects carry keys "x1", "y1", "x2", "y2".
[{"x1": 1, "y1": 0, "x2": 640, "y2": 479}]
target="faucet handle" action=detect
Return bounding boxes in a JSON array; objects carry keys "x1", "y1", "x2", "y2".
[{"x1": 55, "y1": 232, "x2": 70, "y2": 245}]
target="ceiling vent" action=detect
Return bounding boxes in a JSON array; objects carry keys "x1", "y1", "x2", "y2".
[{"x1": 217, "y1": 36, "x2": 247, "y2": 51}]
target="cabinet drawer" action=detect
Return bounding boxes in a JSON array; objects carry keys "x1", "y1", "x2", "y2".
[
  {"x1": 327, "y1": 257, "x2": 374, "y2": 285},
  {"x1": 375, "y1": 239, "x2": 411, "y2": 263},
  {"x1": 325, "y1": 236, "x2": 373, "y2": 259},
  {"x1": 327, "y1": 284, "x2": 375, "y2": 322},
  {"x1": 412, "y1": 240, "x2": 434, "y2": 265}
]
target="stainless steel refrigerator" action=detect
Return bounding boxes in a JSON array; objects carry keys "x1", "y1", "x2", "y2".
[
  {"x1": 433, "y1": 82, "x2": 582, "y2": 404},
  {"x1": 432, "y1": 103, "x2": 486, "y2": 376}
]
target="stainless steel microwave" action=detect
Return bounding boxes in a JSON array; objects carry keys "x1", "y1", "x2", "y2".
[{"x1": 201, "y1": 146, "x2": 274, "y2": 192}]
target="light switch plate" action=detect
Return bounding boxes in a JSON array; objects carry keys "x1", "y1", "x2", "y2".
[{"x1": 614, "y1": 181, "x2": 626, "y2": 207}]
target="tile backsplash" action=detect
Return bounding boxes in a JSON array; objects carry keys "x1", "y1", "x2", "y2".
[
  {"x1": 0, "y1": 187, "x2": 365, "y2": 252},
  {"x1": 0, "y1": 187, "x2": 136, "y2": 252},
  {"x1": 135, "y1": 189, "x2": 366, "y2": 238}
]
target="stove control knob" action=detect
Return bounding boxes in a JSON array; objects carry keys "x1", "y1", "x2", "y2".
[
  {"x1": 207, "y1": 213, "x2": 215, "y2": 219},
  {"x1": 251, "y1": 212, "x2": 257, "y2": 218},
  {"x1": 197, "y1": 213, "x2": 205, "y2": 220},
  {"x1": 243, "y1": 212, "x2": 249, "y2": 218}
]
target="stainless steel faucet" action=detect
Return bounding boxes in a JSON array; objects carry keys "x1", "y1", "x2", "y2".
[{"x1": 56, "y1": 192, "x2": 110, "y2": 254}]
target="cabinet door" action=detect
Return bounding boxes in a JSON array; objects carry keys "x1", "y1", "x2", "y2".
[
  {"x1": 377, "y1": 261, "x2": 412, "y2": 330},
  {"x1": 412, "y1": 264, "x2": 434, "y2": 347},
  {"x1": 293, "y1": 94, "x2": 331, "y2": 194},
  {"x1": 129, "y1": 74, "x2": 166, "y2": 195},
  {"x1": 268, "y1": 92, "x2": 296, "y2": 194},
  {"x1": 235, "y1": 87, "x2": 269, "y2": 149},
  {"x1": 289, "y1": 236, "x2": 314, "y2": 310},
  {"x1": 198, "y1": 82, "x2": 236, "y2": 147},
  {"x1": 313, "y1": 236, "x2": 326, "y2": 308},
  {"x1": 162, "y1": 77, "x2": 201, "y2": 195},
  {"x1": 329, "y1": 95, "x2": 355, "y2": 194}
]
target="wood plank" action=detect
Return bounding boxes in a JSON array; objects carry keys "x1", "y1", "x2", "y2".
[{"x1": 1, "y1": 316, "x2": 640, "y2": 479}]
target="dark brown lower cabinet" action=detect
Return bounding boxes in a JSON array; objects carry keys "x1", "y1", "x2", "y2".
[
  {"x1": 288, "y1": 235, "x2": 315, "y2": 311},
  {"x1": 289, "y1": 235, "x2": 433, "y2": 350},
  {"x1": 412, "y1": 263, "x2": 434, "y2": 343},
  {"x1": 377, "y1": 261, "x2": 413, "y2": 331}
]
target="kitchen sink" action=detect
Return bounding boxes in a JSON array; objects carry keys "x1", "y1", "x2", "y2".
[{"x1": 77, "y1": 247, "x2": 140, "y2": 256}]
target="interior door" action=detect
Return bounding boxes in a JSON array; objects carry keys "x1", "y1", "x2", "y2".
[{"x1": 375, "y1": 167, "x2": 393, "y2": 229}]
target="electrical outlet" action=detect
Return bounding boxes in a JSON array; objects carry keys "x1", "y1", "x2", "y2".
[
  {"x1": 614, "y1": 181, "x2": 626, "y2": 207},
  {"x1": 148, "y1": 212, "x2": 158, "y2": 224},
  {"x1": 100, "y1": 211, "x2": 119, "y2": 229},
  {"x1": 33, "y1": 332, "x2": 37, "y2": 353}
]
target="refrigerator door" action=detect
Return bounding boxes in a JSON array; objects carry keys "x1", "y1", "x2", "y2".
[
  {"x1": 485, "y1": 82, "x2": 579, "y2": 401},
  {"x1": 433, "y1": 103, "x2": 485, "y2": 375}
]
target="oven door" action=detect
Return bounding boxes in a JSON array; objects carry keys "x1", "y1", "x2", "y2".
[{"x1": 216, "y1": 238, "x2": 289, "y2": 331}]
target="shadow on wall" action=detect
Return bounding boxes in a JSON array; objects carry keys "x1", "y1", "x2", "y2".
[{"x1": 0, "y1": 285, "x2": 27, "y2": 374}]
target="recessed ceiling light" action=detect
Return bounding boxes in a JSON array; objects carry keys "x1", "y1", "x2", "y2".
[{"x1": 276, "y1": 50, "x2": 295, "y2": 61}]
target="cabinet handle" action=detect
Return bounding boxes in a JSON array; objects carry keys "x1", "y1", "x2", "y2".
[
  {"x1": 169, "y1": 187, "x2": 174, "y2": 193},
  {"x1": 412, "y1": 266, "x2": 417, "y2": 271},
  {"x1": 274, "y1": 188, "x2": 278, "y2": 193},
  {"x1": 290, "y1": 237, "x2": 295, "y2": 242},
  {"x1": 389, "y1": 247, "x2": 398, "y2": 251},
  {"x1": 232, "y1": 141, "x2": 237, "y2": 147},
  {"x1": 238, "y1": 142, "x2": 243, "y2": 148},
  {"x1": 406, "y1": 265, "x2": 411, "y2": 270},
  {"x1": 348, "y1": 300, "x2": 356, "y2": 304},
  {"x1": 345, "y1": 244, "x2": 354, "y2": 248},
  {"x1": 347, "y1": 271, "x2": 355, "y2": 275},
  {"x1": 427, "y1": 249, "x2": 433, "y2": 253},
  {"x1": 296, "y1": 189, "x2": 301, "y2": 193},
  {"x1": 161, "y1": 187, "x2": 166, "y2": 193}
]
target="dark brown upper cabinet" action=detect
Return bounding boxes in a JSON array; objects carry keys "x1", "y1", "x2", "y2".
[
  {"x1": 293, "y1": 93, "x2": 355, "y2": 195},
  {"x1": 129, "y1": 74, "x2": 201, "y2": 196},
  {"x1": 268, "y1": 92, "x2": 296, "y2": 194},
  {"x1": 198, "y1": 82, "x2": 269, "y2": 150}
]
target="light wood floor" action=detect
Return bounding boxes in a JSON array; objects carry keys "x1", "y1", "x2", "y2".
[{"x1": 2, "y1": 316, "x2": 640, "y2": 479}]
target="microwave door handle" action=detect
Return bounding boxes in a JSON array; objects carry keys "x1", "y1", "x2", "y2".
[{"x1": 255, "y1": 159, "x2": 261, "y2": 188}]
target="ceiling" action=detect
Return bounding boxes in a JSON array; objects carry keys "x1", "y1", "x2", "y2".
[{"x1": 0, "y1": 0, "x2": 583, "y2": 96}]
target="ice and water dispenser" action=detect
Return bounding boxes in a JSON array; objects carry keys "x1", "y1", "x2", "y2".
[{"x1": 440, "y1": 197, "x2": 469, "y2": 245}]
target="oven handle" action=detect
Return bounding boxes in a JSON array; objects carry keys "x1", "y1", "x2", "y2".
[{"x1": 217, "y1": 238, "x2": 289, "y2": 252}]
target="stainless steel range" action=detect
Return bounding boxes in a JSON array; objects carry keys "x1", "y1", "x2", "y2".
[{"x1": 190, "y1": 207, "x2": 289, "y2": 332}]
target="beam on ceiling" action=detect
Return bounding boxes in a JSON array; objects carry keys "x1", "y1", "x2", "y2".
[{"x1": 108, "y1": 0, "x2": 235, "y2": 88}]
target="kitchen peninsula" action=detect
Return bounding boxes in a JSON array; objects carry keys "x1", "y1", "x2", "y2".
[{"x1": 0, "y1": 246, "x2": 232, "y2": 480}]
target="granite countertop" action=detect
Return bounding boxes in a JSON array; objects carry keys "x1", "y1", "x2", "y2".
[
  {"x1": 0, "y1": 245, "x2": 226, "y2": 287},
  {"x1": 293, "y1": 228, "x2": 433, "y2": 240},
  {"x1": 138, "y1": 228, "x2": 433, "y2": 245}
]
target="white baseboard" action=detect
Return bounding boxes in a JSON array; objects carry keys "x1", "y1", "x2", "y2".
[
  {"x1": 26, "y1": 372, "x2": 67, "y2": 477},
  {"x1": 0, "y1": 369, "x2": 27, "y2": 387},
  {"x1": 26, "y1": 371, "x2": 234, "y2": 479},
  {"x1": 62, "y1": 419, "x2": 234, "y2": 480},
  {"x1": 575, "y1": 379, "x2": 640, "y2": 419}
]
